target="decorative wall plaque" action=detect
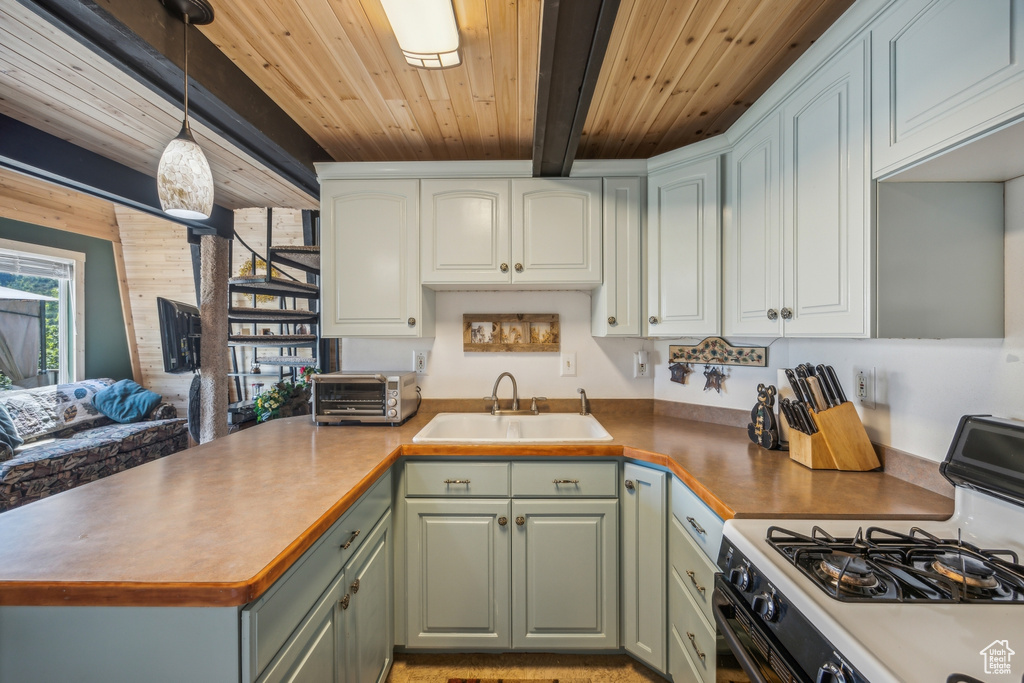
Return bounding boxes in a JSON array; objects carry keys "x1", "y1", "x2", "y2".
[
  {"x1": 463, "y1": 314, "x2": 560, "y2": 352},
  {"x1": 669, "y1": 337, "x2": 767, "y2": 367}
]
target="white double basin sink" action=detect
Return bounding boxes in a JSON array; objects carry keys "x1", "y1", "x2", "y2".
[{"x1": 412, "y1": 412, "x2": 613, "y2": 444}]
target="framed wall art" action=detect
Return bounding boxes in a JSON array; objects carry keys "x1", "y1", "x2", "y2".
[{"x1": 463, "y1": 314, "x2": 560, "y2": 352}]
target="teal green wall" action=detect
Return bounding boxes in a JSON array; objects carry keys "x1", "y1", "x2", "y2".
[{"x1": 0, "y1": 217, "x2": 133, "y2": 381}]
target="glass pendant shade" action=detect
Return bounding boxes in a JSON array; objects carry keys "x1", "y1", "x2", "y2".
[
  {"x1": 380, "y1": 0, "x2": 461, "y2": 68},
  {"x1": 158, "y1": 122, "x2": 214, "y2": 220}
]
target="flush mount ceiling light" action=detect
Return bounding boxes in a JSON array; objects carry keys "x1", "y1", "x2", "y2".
[
  {"x1": 380, "y1": 0, "x2": 461, "y2": 69},
  {"x1": 157, "y1": 0, "x2": 215, "y2": 221}
]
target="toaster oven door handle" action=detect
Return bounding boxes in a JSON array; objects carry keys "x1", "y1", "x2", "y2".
[
  {"x1": 712, "y1": 588, "x2": 772, "y2": 683},
  {"x1": 318, "y1": 374, "x2": 388, "y2": 384}
]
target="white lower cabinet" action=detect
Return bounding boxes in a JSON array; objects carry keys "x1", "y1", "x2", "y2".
[
  {"x1": 621, "y1": 462, "x2": 667, "y2": 673},
  {"x1": 403, "y1": 460, "x2": 618, "y2": 651}
]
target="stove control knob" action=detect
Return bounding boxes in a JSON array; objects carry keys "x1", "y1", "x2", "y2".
[
  {"x1": 816, "y1": 661, "x2": 850, "y2": 683},
  {"x1": 751, "y1": 592, "x2": 779, "y2": 622},
  {"x1": 728, "y1": 566, "x2": 750, "y2": 591}
]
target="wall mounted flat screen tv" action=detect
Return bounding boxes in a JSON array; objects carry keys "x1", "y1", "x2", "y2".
[{"x1": 157, "y1": 297, "x2": 201, "y2": 373}]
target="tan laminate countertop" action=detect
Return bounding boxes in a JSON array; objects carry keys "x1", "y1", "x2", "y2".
[{"x1": 0, "y1": 411, "x2": 954, "y2": 607}]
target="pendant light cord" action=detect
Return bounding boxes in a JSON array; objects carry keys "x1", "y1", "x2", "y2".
[{"x1": 182, "y1": 14, "x2": 190, "y2": 129}]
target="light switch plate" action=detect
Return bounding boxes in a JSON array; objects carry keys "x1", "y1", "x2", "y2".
[{"x1": 560, "y1": 352, "x2": 577, "y2": 377}]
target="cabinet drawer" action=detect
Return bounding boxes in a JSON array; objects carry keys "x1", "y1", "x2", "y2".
[
  {"x1": 669, "y1": 573, "x2": 717, "y2": 683},
  {"x1": 511, "y1": 462, "x2": 618, "y2": 497},
  {"x1": 242, "y1": 470, "x2": 391, "y2": 681},
  {"x1": 669, "y1": 511, "x2": 718, "y2": 631},
  {"x1": 670, "y1": 476, "x2": 724, "y2": 562},
  {"x1": 405, "y1": 461, "x2": 510, "y2": 497}
]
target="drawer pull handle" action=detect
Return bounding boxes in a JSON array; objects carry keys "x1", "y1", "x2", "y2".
[
  {"x1": 686, "y1": 516, "x2": 707, "y2": 536},
  {"x1": 552, "y1": 479, "x2": 579, "y2": 484},
  {"x1": 351, "y1": 579, "x2": 360, "y2": 594},
  {"x1": 444, "y1": 479, "x2": 471, "y2": 485},
  {"x1": 340, "y1": 594, "x2": 350, "y2": 610},
  {"x1": 498, "y1": 516, "x2": 508, "y2": 526},
  {"x1": 624, "y1": 480, "x2": 635, "y2": 491},
  {"x1": 685, "y1": 570, "x2": 706, "y2": 595},
  {"x1": 515, "y1": 516, "x2": 525, "y2": 526},
  {"x1": 686, "y1": 631, "x2": 705, "y2": 662},
  {"x1": 341, "y1": 530, "x2": 360, "y2": 550}
]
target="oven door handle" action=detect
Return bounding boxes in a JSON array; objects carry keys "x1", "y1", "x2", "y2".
[{"x1": 712, "y1": 589, "x2": 772, "y2": 683}]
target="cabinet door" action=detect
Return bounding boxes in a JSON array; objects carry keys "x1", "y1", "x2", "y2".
[
  {"x1": 782, "y1": 39, "x2": 870, "y2": 337},
  {"x1": 621, "y1": 463, "x2": 666, "y2": 673},
  {"x1": 512, "y1": 178, "x2": 602, "y2": 285},
  {"x1": 723, "y1": 114, "x2": 783, "y2": 337},
  {"x1": 592, "y1": 177, "x2": 643, "y2": 337},
  {"x1": 421, "y1": 179, "x2": 511, "y2": 285},
  {"x1": 872, "y1": 0, "x2": 1024, "y2": 178},
  {"x1": 405, "y1": 499, "x2": 511, "y2": 649},
  {"x1": 344, "y1": 511, "x2": 392, "y2": 683},
  {"x1": 511, "y1": 499, "x2": 617, "y2": 649},
  {"x1": 258, "y1": 570, "x2": 346, "y2": 683},
  {"x1": 647, "y1": 157, "x2": 720, "y2": 337},
  {"x1": 321, "y1": 179, "x2": 434, "y2": 337}
]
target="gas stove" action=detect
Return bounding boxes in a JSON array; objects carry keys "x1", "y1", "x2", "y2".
[{"x1": 715, "y1": 416, "x2": 1024, "y2": 683}]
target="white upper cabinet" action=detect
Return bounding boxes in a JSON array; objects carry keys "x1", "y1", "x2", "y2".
[
  {"x1": 871, "y1": 0, "x2": 1024, "y2": 177},
  {"x1": 780, "y1": 38, "x2": 871, "y2": 338},
  {"x1": 420, "y1": 179, "x2": 511, "y2": 285},
  {"x1": 592, "y1": 177, "x2": 643, "y2": 337},
  {"x1": 512, "y1": 178, "x2": 602, "y2": 285},
  {"x1": 723, "y1": 113, "x2": 783, "y2": 337},
  {"x1": 646, "y1": 156, "x2": 721, "y2": 338},
  {"x1": 321, "y1": 179, "x2": 434, "y2": 338},
  {"x1": 420, "y1": 178, "x2": 601, "y2": 288}
]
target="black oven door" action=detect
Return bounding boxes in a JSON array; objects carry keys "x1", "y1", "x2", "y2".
[{"x1": 713, "y1": 575, "x2": 808, "y2": 683}]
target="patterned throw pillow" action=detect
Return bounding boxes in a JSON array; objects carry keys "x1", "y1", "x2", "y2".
[
  {"x1": 0, "y1": 388, "x2": 60, "y2": 442},
  {"x1": 54, "y1": 379, "x2": 115, "y2": 430}
]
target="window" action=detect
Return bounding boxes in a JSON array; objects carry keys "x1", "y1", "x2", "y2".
[{"x1": 0, "y1": 240, "x2": 85, "y2": 387}]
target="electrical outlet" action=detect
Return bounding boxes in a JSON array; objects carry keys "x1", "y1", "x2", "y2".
[
  {"x1": 560, "y1": 352, "x2": 577, "y2": 377},
  {"x1": 634, "y1": 351, "x2": 650, "y2": 378},
  {"x1": 853, "y1": 366, "x2": 875, "y2": 409},
  {"x1": 414, "y1": 350, "x2": 428, "y2": 375}
]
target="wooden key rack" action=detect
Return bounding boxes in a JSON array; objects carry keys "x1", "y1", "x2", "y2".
[{"x1": 788, "y1": 402, "x2": 880, "y2": 471}]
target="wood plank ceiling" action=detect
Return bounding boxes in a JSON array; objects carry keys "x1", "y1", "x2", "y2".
[{"x1": 199, "y1": 0, "x2": 853, "y2": 164}]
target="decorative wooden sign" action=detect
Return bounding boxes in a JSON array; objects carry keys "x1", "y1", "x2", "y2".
[
  {"x1": 463, "y1": 314, "x2": 560, "y2": 353},
  {"x1": 669, "y1": 336, "x2": 767, "y2": 367}
]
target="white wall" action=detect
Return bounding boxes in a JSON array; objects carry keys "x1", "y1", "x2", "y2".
[
  {"x1": 342, "y1": 290, "x2": 654, "y2": 400},
  {"x1": 652, "y1": 177, "x2": 1024, "y2": 462}
]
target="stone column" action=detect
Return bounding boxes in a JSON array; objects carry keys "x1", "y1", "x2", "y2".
[{"x1": 198, "y1": 233, "x2": 229, "y2": 443}]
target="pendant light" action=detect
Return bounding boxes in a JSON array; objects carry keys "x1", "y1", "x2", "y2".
[
  {"x1": 380, "y1": 0, "x2": 461, "y2": 69},
  {"x1": 158, "y1": 0, "x2": 215, "y2": 220}
]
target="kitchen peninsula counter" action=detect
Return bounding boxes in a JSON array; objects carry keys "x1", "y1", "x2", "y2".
[{"x1": 0, "y1": 411, "x2": 953, "y2": 607}]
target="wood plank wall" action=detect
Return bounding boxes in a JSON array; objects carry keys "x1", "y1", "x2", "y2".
[
  {"x1": 113, "y1": 206, "x2": 196, "y2": 413},
  {"x1": 0, "y1": 168, "x2": 143, "y2": 385}
]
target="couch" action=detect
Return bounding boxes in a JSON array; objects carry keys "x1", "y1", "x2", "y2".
[{"x1": 0, "y1": 378, "x2": 188, "y2": 512}]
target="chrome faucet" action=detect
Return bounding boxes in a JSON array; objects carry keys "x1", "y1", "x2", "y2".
[
  {"x1": 578, "y1": 387, "x2": 590, "y2": 415},
  {"x1": 488, "y1": 372, "x2": 519, "y2": 414}
]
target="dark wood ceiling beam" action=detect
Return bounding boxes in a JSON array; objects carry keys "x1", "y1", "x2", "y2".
[
  {"x1": 532, "y1": 0, "x2": 620, "y2": 177},
  {"x1": 0, "y1": 114, "x2": 233, "y2": 241},
  {"x1": 17, "y1": 0, "x2": 330, "y2": 200}
]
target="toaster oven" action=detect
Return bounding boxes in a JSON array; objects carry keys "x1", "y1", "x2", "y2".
[{"x1": 311, "y1": 371, "x2": 418, "y2": 425}]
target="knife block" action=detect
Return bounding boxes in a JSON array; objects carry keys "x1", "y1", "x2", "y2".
[{"x1": 788, "y1": 402, "x2": 880, "y2": 471}]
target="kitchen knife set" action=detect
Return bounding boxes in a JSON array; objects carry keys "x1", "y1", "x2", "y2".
[{"x1": 780, "y1": 363, "x2": 848, "y2": 436}]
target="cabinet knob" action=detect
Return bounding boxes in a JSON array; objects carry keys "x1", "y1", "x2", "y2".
[
  {"x1": 351, "y1": 579, "x2": 360, "y2": 594},
  {"x1": 500, "y1": 262, "x2": 509, "y2": 273},
  {"x1": 408, "y1": 317, "x2": 416, "y2": 326},
  {"x1": 624, "y1": 480, "x2": 635, "y2": 491},
  {"x1": 781, "y1": 307, "x2": 793, "y2": 320},
  {"x1": 340, "y1": 594, "x2": 350, "y2": 610},
  {"x1": 648, "y1": 316, "x2": 658, "y2": 325},
  {"x1": 607, "y1": 316, "x2": 616, "y2": 325},
  {"x1": 766, "y1": 309, "x2": 779, "y2": 320},
  {"x1": 514, "y1": 263, "x2": 523, "y2": 273},
  {"x1": 498, "y1": 516, "x2": 508, "y2": 526},
  {"x1": 515, "y1": 516, "x2": 525, "y2": 526}
]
